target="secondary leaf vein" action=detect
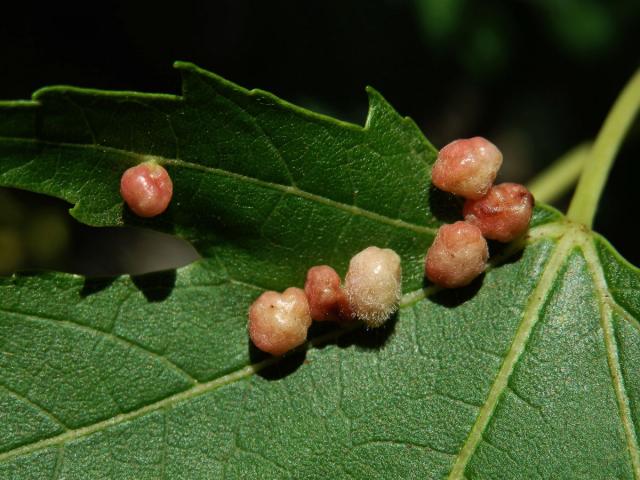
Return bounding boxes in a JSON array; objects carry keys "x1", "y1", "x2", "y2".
[
  {"x1": 447, "y1": 227, "x2": 579, "y2": 479},
  {"x1": 583, "y1": 238, "x2": 640, "y2": 479},
  {"x1": 0, "y1": 383, "x2": 68, "y2": 432},
  {"x1": 1, "y1": 309, "x2": 197, "y2": 386}
]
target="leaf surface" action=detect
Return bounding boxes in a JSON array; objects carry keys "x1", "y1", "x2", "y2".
[{"x1": 0, "y1": 64, "x2": 638, "y2": 479}]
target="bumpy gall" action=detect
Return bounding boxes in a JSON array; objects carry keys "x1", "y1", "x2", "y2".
[
  {"x1": 431, "y1": 137, "x2": 503, "y2": 199},
  {"x1": 304, "y1": 265, "x2": 352, "y2": 322},
  {"x1": 425, "y1": 221, "x2": 488, "y2": 288},
  {"x1": 344, "y1": 246, "x2": 402, "y2": 328},
  {"x1": 248, "y1": 287, "x2": 312, "y2": 356},
  {"x1": 463, "y1": 182, "x2": 534, "y2": 242},
  {"x1": 120, "y1": 161, "x2": 173, "y2": 218}
]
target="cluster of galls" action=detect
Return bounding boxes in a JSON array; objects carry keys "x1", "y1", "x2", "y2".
[
  {"x1": 249, "y1": 247, "x2": 402, "y2": 356},
  {"x1": 117, "y1": 138, "x2": 532, "y2": 357},
  {"x1": 426, "y1": 137, "x2": 534, "y2": 288},
  {"x1": 116, "y1": 162, "x2": 403, "y2": 356}
]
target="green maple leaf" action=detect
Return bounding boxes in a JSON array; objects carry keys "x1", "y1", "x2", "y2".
[{"x1": 0, "y1": 62, "x2": 639, "y2": 479}]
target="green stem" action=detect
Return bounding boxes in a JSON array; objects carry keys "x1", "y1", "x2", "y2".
[
  {"x1": 567, "y1": 69, "x2": 640, "y2": 227},
  {"x1": 527, "y1": 142, "x2": 591, "y2": 205}
]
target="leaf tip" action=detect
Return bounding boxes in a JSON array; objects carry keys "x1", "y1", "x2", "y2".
[
  {"x1": 364, "y1": 85, "x2": 382, "y2": 98},
  {"x1": 31, "y1": 86, "x2": 60, "y2": 101},
  {"x1": 364, "y1": 86, "x2": 395, "y2": 129},
  {"x1": 364, "y1": 85, "x2": 438, "y2": 156},
  {"x1": 173, "y1": 61, "x2": 197, "y2": 72}
]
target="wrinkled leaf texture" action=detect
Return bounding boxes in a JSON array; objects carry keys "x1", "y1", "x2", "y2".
[{"x1": 0, "y1": 63, "x2": 639, "y2": 479}]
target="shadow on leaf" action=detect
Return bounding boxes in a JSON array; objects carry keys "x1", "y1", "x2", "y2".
[
  {"x1": 308, "y1": 314, "x2": 398, "y2": 353},
  {"x1": 121, "y1": 204, "x2": 176, "y2": 234},
  {"x1": 428, "y1": 185, "x2": 463, "y2": 223},
  {"x1": 131, "y1": 269, "x2": 177, "y2": 302},
  {"x1": 80, "y1": 276, "x2": 118, "y2": 297},
  {"x1": 250, "y1": 342, "x2": 307, "y2": 380},
  {"x1": 249, "y1": 314, "x2": 399, "y2": 380},
  {"x1": 488, "y1": 240, "x2": 525, "y2": 267},
  {"x1": 337, "y1": 314, "x2": 398, "y2": 350},
  {"x1": 428, "y1": 275, "x2": 484, "y2": 308}
]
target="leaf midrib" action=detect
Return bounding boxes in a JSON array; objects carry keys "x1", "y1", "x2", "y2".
[{"x1": 0, "y1": 136, "x2": 437, "y2": 236}]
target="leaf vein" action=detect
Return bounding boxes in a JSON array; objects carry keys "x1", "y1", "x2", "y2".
[
  {"x1": 51, "y1": 446, "x2": 64, "y2": 480},
  {"x1": 583, "y1": 239, "x2": 640, "y2": 479},
  {"x1": 446, "y1": 228, "x2": 579, "y2": 479},
  {"x1": 217, "y1": 93, "x2": 298, "y2": 188},
  {"x1": 350, "y1": 439, "x2": 454, "y2": 457},
  {"x1": 0, "y1": 136, "x2": 437, "y2": 236},
  {"x1": 610, "y1": 302, "x2": 640, "y2": 337},
  {"x1": 0, "y1": 228, "x2": 551, "y2": 465},
  {"x1": 0, "y1": 382, "x2": 68, "y2": 432},
  {"x1": 1, "y1": 309, "x2": 197, "y2": 386}
]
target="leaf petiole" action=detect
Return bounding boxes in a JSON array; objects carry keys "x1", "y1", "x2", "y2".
[
  {"x1": 527, "y1": 142, "x2": 591, "y2": 205},
  {"x1": 567, "y1": 68, "x2": 640, "y2": 227}
]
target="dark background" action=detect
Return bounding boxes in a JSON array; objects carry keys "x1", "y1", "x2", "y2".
[{"x1": 1, "y1": 0, "x2": 639, "y2": 274}]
